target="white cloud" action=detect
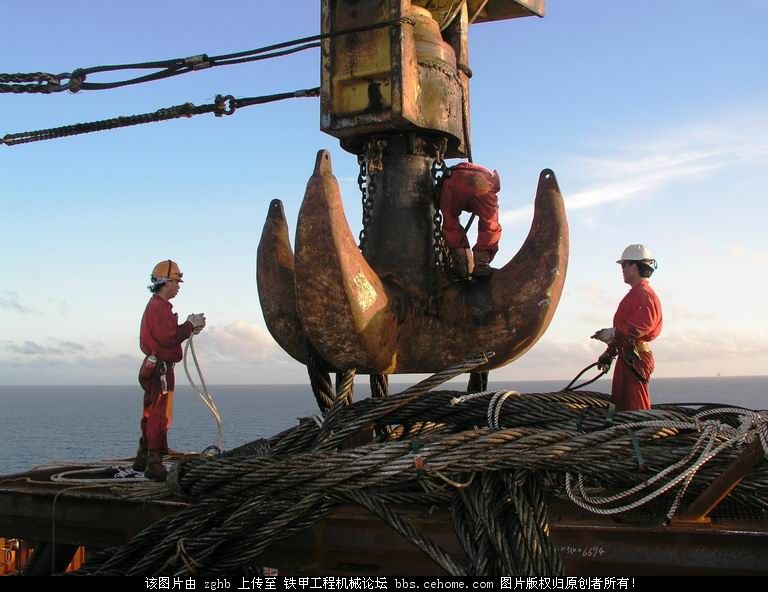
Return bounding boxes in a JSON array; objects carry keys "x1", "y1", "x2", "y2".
[
  {"x1": 187, "y1": 320, "x2": 308, "y2": 382},
  {"x1": 0, "y1": 291, "x2": 39, "y2": 315},
  {"x1": 501, "y1": 112, "x2": 768, "y2": 223},
  {"x1": 729, "y1": 245, "x2": 768, "y2": 265},
  {"x1": 491, "y1": 338, "x2": 604, "y2": 380},
  {"x1": 681, "y1": 237, "x2": 716, "y2": 258},
  {"x1": 0, "y1": 320, "x2": 306, "y2": 385},
  {"x1": 654, "y1": 331, "x2": 768, "y2": 364},
  {"x1": 46, "y1": 297, "x2": 73, "y2": 315},
  {"x1": 202, "y1": 320, "x2": 282, "y2": 365},
  {"x1": 2, "y1": 339, "x2": 84, "y2": 356},
  {"x1": 577, "y1": 283, "x2": 617, "y2": 308},
  {"x1": 664, "y1": 303, "x2": 716, "y2": 322}
]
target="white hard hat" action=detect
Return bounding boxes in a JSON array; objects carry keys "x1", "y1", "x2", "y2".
[{"x1": 617, "y1": 244, "x2": 657, "y2": 268}]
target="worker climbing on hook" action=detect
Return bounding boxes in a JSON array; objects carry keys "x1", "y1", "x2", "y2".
[
  {"x1": 438, "y1": 162, "x2": 502, "y2": 280},
  {"x1": 591, "y1": 244, "x2": 663, "y2": 411},
  {"x1": 133, "y1": 259, "x2": 206, "y2": 481}
]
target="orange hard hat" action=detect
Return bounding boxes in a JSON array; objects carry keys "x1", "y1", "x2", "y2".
[{"x1": 151, "y1": 259, "x2": 184, "y2": 283}]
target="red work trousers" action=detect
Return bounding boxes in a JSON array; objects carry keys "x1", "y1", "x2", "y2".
[
  {"x1": 138, "y1": 363, "x2": 175, "y2": 454},
  {"x1": 611, "y1": 351, "x2": 654, "y2": 411},
  {"x1": 439, "y1": 164, "x2": 501, "y2": 257}
]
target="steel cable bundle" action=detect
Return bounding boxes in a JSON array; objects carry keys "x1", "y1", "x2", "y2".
[{"x1": 69, "y1": 376, "x2": 768, "y2": 577}]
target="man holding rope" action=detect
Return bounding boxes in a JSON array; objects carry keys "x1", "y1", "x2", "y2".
[
  {"x1": 592, "y1": 245, "x2": 663, "y2": 411},
  {"x1": 133, "y1": 259, "x2": 206, "y2": 481}
]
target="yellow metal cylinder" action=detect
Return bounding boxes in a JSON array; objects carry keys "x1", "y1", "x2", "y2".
[
  {"x1": 411, "y1": 6, "x2": 456, "y2": 68},
  {"x1": 321, "y1": 0, "x2": 463, "y2": 155}
]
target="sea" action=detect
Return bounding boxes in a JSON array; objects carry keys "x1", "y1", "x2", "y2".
[{"x1": 0, "y1": 377, "x2": 765, "y2": 476}]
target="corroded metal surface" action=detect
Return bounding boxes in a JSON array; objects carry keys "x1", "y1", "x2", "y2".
[
  {"x1": 321, "y1": 0, "x2": 544, "y2": 156},
  {"x1": 277, "y1": 1, "x2": 563, "y2": 372},
  {"x1": 294, "y1": 151, "x2": 399, "y2": 372},
  {"x1": 404, "y1": 167, "x2": 567, "y2": 373},
  {"x1": 1, "y1": 468, "x2": 766, "y2": 576},
  {"x1": 257, "y1": 199, "x2": 308, "y2": 364},
  {"x1": 321, "y1": 0, "x2": 465, "y2": 157},
  {"x1": 413, "y1": 0, "x2": 545, "y2": 24},
  {"x1": 260, "y1": 149, "x2": 567, "y2": 373},
  {"x1": 0, "y1": 467, "x2": 187, "y2": 549}
]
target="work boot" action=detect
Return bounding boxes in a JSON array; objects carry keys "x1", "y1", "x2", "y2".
[
  {"x1": 144, "y1": 451, "x2": 168, "y2": 482},
  {"x1": 472, "y1": 250, "x2": 494, "y2": 277},
  {"x1": 131, "y1": 446, "x2": 148, "y2": 472},
  {"x1": 448, "y1": 248, "x2": 474, "y2": 280}
]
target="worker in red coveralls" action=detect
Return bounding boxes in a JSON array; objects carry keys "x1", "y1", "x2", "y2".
[
  {"x1": 591, "y1": 245, "x2": 663, "y2": 411},
  {"x1": 132, "y1": 260, "x2": 206, "y2": 481},
  {"x1": 439, "y1": 162, "x2": 502, "y2": 279}
]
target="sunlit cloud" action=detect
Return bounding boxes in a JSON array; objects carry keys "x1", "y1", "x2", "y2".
[
  {"x1": 501, "y1": 112, "x2": 768, "y2": 223},
  {"x1": 654, "y1": 330, "x2": 768, "y2": 364},
  {"x1": 492, "y1": 338, "x2": 602, "y2": 380},
  {"x1": 180, "y1": 320, "x2": 307, "y2": 384},
  {"x1": 200, "y1": 320, "x2": 287, "y2": 366}
]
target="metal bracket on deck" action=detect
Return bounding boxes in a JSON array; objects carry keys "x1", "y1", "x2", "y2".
[{"x1": 670, "y1": 437, "x2": 766, "y2": 526}]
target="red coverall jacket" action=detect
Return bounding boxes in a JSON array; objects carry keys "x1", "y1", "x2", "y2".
[
  {"x1": 138, "y1": 295, "x2": 193, "y2": 453},
  {"x1": 610, "y1": 280, "x2": 663, "y2": 411},
  {"x1": 140, "y1": 294, "x2": 193, "y2": 362},
  {"x1": 439, "y1": 162, "x2": 502, "y2": 257}
]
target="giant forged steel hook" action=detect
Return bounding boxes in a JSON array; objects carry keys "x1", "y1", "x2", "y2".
[{"x1": 257, "y1": 150, "x2": 568, "y2": 374}]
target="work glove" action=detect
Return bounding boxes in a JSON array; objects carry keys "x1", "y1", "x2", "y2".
[
  {"x1": 187, "y1": 313, "x2": 207, "y2": 334},
  {"x1": 597, "y1": 351, "x2": 613, "y2": 373},
  {"x1": 591, "y1": 327, "x2": 615, "y2": 344}
]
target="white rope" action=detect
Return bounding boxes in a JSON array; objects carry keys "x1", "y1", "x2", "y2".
[
  {"x1": 33, "y1": 458, "x2": 175, "y2": 484},
  {"x1": 665, "y1": 423, "x2": 720, "y2": 518},
  {"x1": 49, "y1": 465, "x2": 152, "y2": 484},
  {"x1": 35, "y1": 459, "x2": 156, "y2": 484},
  {"x1": 564, "y1": 409, "x2": 760, "y2": 516},
  {"x1": 692, "y1": 407, "x2": 768, "y2": 457},
  {"x1": 566, "y1": 434, "x2": 741, "y2": 515},
  {"x1": 449, "y1": 389, "x2": 522, "y2": 429},
  {"x1": 33, "y1": 458, "x2": 132, "y2": 471},
  {"x1": 183, "y1": 333, "x2": 224, "y2": 450},
  {"x1": 450, "y1": 390, "x2": 491, "y2": 406},
  {"x1": 44, "y1": 331, "x2": 228, "y2": 484},
  {"x1": 571, "y1": 421, "x2": 719, "y2": 509},
  {"x1": 487, "y1": 390, "x2": 520, "y2": 429}
]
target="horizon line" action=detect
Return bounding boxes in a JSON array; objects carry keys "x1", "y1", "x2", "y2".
[{"x1": 2, "y1": 374, "x2": 766, "y2": 388}]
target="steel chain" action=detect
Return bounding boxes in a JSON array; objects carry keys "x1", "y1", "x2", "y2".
[
  {"x1": 357, "y1": 138, "x2": 386, "y2": 250},
  {"x1": 357, "y1": 153, "x2": 370, "y2": 248},
  {"x1": 431, "y1": 145, "x2": 451, "y2": 272}
]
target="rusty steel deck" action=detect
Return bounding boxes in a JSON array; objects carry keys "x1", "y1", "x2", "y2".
[{"x1": 1, "y1": 465, "x2": 767, "y2": 576}]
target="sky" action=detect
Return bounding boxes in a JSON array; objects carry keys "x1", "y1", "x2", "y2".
[{"x1": 1, "y1": 0, "x2": 767, "y2": 385}]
